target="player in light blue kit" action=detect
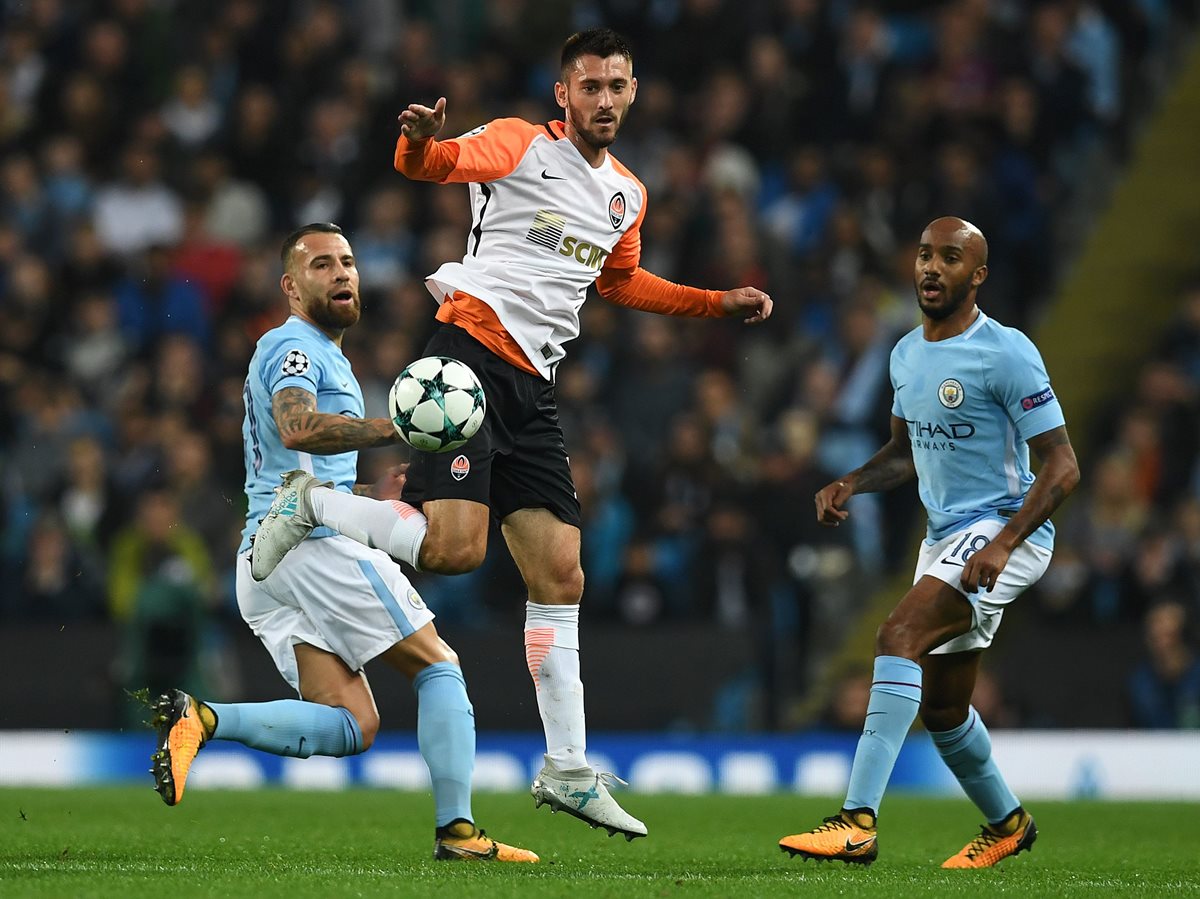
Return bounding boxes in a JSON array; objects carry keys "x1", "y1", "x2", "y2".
[
  {"x1": 149, "y1": 223, "x2": 536, "y2": 863},
  {"x1": 780, "y1": 217, "x2": 1080, "y2": 868}
]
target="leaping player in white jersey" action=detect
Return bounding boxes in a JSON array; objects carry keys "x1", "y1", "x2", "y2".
[
  {"x1": 780, "y1": 217, "x2": 1080, "y2": 869},
  {"x1": 149, "y1": 223, "x2": 536, "y2": 863},
  {"x1": 250, "y1": 28, "x2": 773, "y2": 840}
]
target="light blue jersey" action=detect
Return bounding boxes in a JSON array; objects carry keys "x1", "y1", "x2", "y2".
[
  {"x1": 240, "y1": 316, "x2": 363, "y2": 553},
  {"x1": 890, "y1": 311, "x2": 1065, "y2": 550}
]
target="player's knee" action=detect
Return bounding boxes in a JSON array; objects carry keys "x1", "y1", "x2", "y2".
[
  {"x1": 354, "y1": 707, "x2": 380, "y2": 752},
  {"x1": 419, "y1": 539, "x2": 486, "y2": 575},
  {"x1": 529, "y1": 563, "x2": 583, "y2": 605},
  {"x1": 561, "y1": 565, "x2": 584, "y2": 603},
  {"x1": 875, "y1": 619, "x2": 919, "y2": 658}
]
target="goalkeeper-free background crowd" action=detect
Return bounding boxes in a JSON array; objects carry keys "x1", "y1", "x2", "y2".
[{"x1": 2, "y1": 0, "x2": 1199, "y2": 731}]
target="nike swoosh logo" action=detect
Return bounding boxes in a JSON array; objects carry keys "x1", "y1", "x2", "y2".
[
  {"x1": 845, "y1": 837, "x2": 876, "y2": 852},
  {"x1": 540, "y1": 169, "x2": 566, "y2": 180},
  {"x1": 865, "y1": 711, "x2": 886, "y2": 717},
  {"x1": 442, "y1": 843, "x2": 494, "y2": 859}
]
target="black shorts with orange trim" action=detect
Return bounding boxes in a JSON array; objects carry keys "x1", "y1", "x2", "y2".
[{"x1": 401, "y1": 323, "x2": 582, "y2": 528}]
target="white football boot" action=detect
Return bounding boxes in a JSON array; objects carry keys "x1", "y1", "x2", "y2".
[
  {"x1": 250, "y1": 470, "x2": 328, "y2": 581},
  {"x1": 531, "y1": 758, "x2": 648, "y2": 840}
]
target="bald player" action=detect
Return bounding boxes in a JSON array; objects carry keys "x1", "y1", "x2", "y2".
[{"x1": 779, "y1": 217, "x2": 1080, "y2": 868}]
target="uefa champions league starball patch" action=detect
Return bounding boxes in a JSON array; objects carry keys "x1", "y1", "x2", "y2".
[{"x1": 281, "y1": 349, "x2": 311, "y2": 376}]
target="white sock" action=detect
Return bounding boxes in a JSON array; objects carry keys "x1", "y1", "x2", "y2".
[
  {"x1": 524, "y1": 601, "x2": 587, "y2": 772},
  {"x1": 308, "y1": 487, "x2": 427, "y2": 570}
]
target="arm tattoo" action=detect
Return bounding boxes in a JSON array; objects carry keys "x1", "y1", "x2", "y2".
[
  {"x1": 996, "y1": 426, "x2": 1079, "y2": 548},
  {"x1": 851, "y1": 451, "x2": 917, "y2": 493},
  {"x1": 273, "y1": 387, "x2": 395, "y2": 454},
  {"x1": 1032, "y1": 430, "x2": 1070, "y2": 450},
  {"x1": 847, "y1": 418, "x2": 917, "y2": 494}
]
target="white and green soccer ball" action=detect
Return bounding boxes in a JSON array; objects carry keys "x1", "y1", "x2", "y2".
[{"x1": 388, "y1": 356, "x2": 486, "y2": 453}]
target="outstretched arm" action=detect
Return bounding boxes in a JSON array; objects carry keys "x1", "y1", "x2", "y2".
[
  {"x1": 596, "y1": 266, "x2": 773, "y2": 323},
  {"x1": 272, "y1": 387, "x2": 398, "y2": 454},
  {"x1": 814, "y1": 414, "x2": 915, "y2": 526},
  {"x1": 960, "y1": 424, "x2": 1080, "y2": 592}
]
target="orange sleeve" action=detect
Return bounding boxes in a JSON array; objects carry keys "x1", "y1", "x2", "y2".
[
  {"x1": 595, "y1": 266, "x2": 724, "y2": 317},
  {"x1": 393, "y1": 134, "x2": 460, "y2": 182},
  {"x1": 604, "y1": 166, "x2": 647, "y2": 271},
  {"x1": 393, "y1": 118, "x2": 539, "y2": 184},
  {"x1": 596, "y1": 172, "x2": 723, "y2": 315}
]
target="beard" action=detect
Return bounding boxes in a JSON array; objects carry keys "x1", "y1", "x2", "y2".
[
  {"x1": 569, "y1": 106, "x2": 624, "y2": 150},
  {"x1": 917, "y1": 278, "x2": 972, "y2": 321},
  {"x1": 306, "y1": 294, "x2": 361, "y2": 331}
]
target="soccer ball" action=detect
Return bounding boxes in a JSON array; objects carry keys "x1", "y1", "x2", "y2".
[{"x1": 388, "y1": 356, "x2": 486, "y2": 453}]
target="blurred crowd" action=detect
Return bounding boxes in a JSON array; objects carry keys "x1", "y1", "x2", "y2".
[
  {"x1": 2, "y1": 0, "x2": 1197, "y2": 729},
  {"x1": 1037, "y1": 284, "x2": 1200, "y2": 728}
]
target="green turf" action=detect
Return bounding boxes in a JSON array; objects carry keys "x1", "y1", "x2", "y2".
[{"x1": 1, "y1": 788, "x2": 1197, "y2": 898}]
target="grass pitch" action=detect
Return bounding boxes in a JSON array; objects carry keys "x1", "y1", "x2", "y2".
[{"x1": 1, "y1": 788, "x2": 1197, "y2": 897}]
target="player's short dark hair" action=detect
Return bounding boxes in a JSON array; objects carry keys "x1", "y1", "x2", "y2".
[
  {"x1": 280, "y1": 222, "x2": 344, "y2": 268},
  {"x1": 560, "y1": 27, "x2": 633, "y2": 78}
]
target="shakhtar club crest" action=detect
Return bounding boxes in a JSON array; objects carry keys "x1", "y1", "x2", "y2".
[{"x1": 608, "y1": 192, "x2": 625, "y2": 229}]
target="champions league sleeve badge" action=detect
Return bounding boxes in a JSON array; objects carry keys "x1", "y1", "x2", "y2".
[{"x1": 281, "y1": 349, "x2": 311, "y2": 377}]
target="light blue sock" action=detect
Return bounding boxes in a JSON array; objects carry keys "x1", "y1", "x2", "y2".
[
  {"x1": 930, "y1": 706, "x2": 1020, "y2": 824},
  {"x1": 414, "y1": 662, "x2": 475, "y2": 827},
  {"x1": 208, "y1": 700, "x2": 363, "y2": 758},
  {"x1": 844, "y1": 655, "x2": 923, "y2": 815}
]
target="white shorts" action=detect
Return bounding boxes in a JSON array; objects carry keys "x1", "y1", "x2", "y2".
[
  {"x1": 915, "y1": 517, "x2": 1052, "y2": 655},
  {"x1": 236, "y1": 535, "x2": 435, "y2": 692}
]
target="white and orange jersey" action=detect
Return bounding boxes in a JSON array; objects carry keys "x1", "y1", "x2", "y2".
[{"x1": 395, "y1": 119, "x2": 723, "y2": 379}]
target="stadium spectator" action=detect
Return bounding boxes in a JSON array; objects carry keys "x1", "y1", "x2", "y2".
[
  {"x1": 820, "y1": 665, "x2": 872, "y2": 732},
  {"x1": 13, "y1": 512, "x2": 106, "y2": 620},
  {"x1": 114, "y1": 245, "x2": 211, "y2": 353},
  {"x1": 92, "y1": 144, "x2": 184, "y2": 255},
  {"x1": 56, "y1": 434, "x2": 124, "y2": 554},
  {"x1": 160, "y1": 64, "x2": 223, "y2": 149},
  {"x1": 107, "y1": 488, "x2": 214, "y2": 623},
  {"x1": 1128, "y1": 601, "x2": 1200, "y2": 728}
]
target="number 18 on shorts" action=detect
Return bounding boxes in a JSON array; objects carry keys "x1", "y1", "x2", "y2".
[{"x1": 917, "y1": 517, "x2": 1052, "y2": 655}]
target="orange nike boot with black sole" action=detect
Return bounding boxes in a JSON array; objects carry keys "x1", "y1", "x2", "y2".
[
  {"x1": 433, "y1": 820, "x2": 539, "y2": 862},
  {"x1": 942, "y1": 807, "x2": 1037, "y2": 869},
  {"x1": 150, "y1": 689, "x2": 214, "y2": 806},
  {"x1": 779, "y1": 809, "x2": 878, "y2": 865}
]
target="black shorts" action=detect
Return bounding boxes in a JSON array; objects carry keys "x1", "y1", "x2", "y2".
[{"x1": 401, "y1": 323, "x2": 582, "y2": 528}]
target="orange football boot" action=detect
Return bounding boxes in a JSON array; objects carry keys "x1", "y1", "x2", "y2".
[
  {"x1": 779, "y1": 811, "x2": 878, "y2": 865},
  {"x1": 150, "y1": 690, "x2": 213, "y2": 806},
  {"x1": 433, "y1": 822, "x2": 540, "y2": 862},
  {"x1": 942, "y1": 808, "x2": 1037, "y2": 869}
]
